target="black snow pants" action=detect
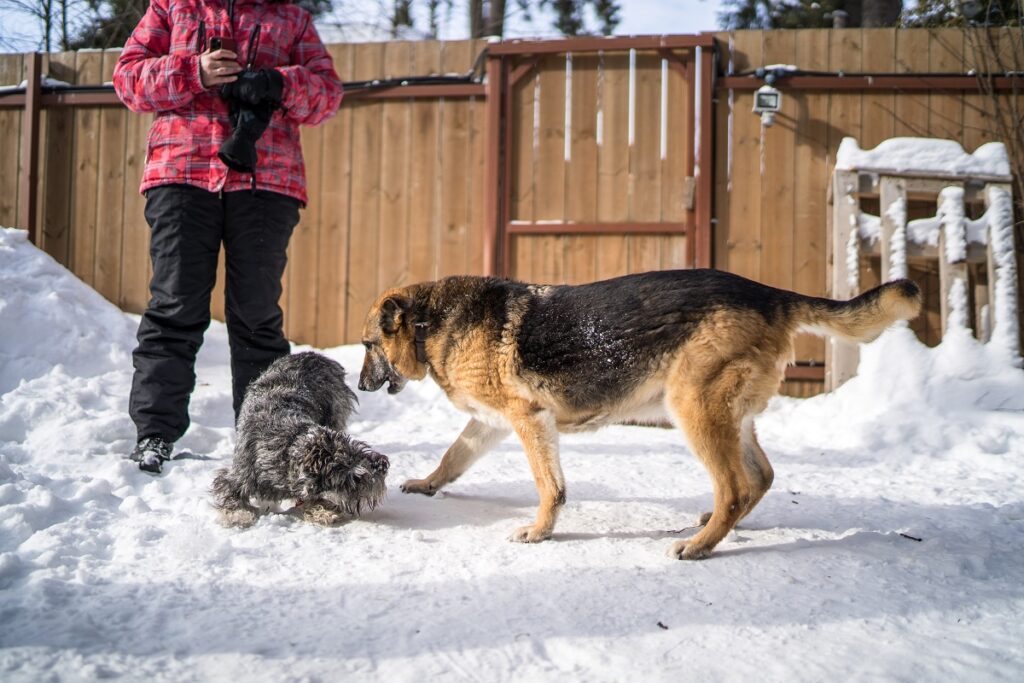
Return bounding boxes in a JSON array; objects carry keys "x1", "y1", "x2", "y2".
[{"x1": 129, "y1": 184, "x2": 301, "y2": 442}]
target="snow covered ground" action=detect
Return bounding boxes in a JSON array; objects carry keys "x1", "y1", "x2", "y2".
[{"x1": 2, "y1": 227, "x2": 1023, "y2": 682}]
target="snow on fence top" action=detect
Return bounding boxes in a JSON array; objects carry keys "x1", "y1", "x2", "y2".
[{"x1": 835, "y1": 137, "x2": 1012, "y2": 180}]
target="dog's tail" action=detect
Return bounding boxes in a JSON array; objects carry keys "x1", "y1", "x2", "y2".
[{"x1": 793, "y1": 279, "x2": 922, "y2": 343}]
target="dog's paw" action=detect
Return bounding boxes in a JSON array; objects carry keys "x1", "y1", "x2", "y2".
[
  {"x1": 668, "y1": 538, "x2": 712, "y2": 561},
  {"x1": 303, "y1": 503, "x2": 344, "y2": 526},
  {"x1": 508, "y1": 524, "x2": 552, "y2": 543},
  {"x1": 220, "y1": 508, "x2": 258, "y2": 528},
  {"x1": 400, "y1": 478, "x2": 437, "y2": 496}
]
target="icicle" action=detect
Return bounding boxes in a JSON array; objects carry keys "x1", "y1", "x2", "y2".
[
  {"x1": 846, "y1": 194, "x2": 860, "y2": 291},
  {"x1": 884, "y1": 195, "x2": 908, "y2": 280}
]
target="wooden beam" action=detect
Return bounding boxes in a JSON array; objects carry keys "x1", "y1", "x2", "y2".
[
  {"x1": 718, "y1": 74, "x2": 1024, "y2": 92},
  {"x1": 487, "y1": 35, "x2": 714, "y2": 56},
  {"x1": 507, "y1": 221, "x2": 687, "y2": 236},
  {"x1": 345, "y1": 83, "x2": 485, "y2": 99},
  {"x1": 0, "y1": 83, "x2": 488, "y2": 109},
  {"x1": 785, "y1": 365, "x2": 825, "y2": 381}
]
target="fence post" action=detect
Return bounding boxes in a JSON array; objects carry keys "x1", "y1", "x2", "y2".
[
  {"x1": 19, "y1": 52, "x2": 41, "y2": 243},
  {"x1": 826, "y1": 170, "x2": 861, "y2": 391}
]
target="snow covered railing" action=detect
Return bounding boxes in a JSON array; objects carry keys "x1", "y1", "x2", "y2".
[{"x1": 828, "y1": 137, "x2": 1020, "y2": 390}]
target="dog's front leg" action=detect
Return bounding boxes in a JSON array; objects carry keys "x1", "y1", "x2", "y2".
[
  {"x1": 401, "y1": 418, "x2": 511, "y2": 496},
  {"x1": 508, "y1": 407, "x2": 564, "y2": 544}
]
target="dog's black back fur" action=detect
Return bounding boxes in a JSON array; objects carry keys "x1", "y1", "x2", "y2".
[{"x1": 514, "y1": 269, "x2": 801, "y2": 410}]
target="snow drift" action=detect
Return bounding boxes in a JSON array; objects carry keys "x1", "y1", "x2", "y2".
[{"x1": 1, "y1": 227, "x2": 1023, "y2": 682}]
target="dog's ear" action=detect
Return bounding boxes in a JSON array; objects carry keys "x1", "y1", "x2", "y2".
[{"x1": 380, "y1": 296, "x2": 411, "y2": 334}]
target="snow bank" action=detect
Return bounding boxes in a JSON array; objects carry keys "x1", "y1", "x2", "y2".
[
  {"x1": 2, "y1": 227, "x2": 1023, "y2": 682},
  {"x1": 835, "y1": 137, "x2": 1012, "y2": 178}
]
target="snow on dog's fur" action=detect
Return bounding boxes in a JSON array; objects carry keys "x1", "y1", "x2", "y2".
[{"x1": 212, "y1": 352, "x2": 389, "y2": 526}]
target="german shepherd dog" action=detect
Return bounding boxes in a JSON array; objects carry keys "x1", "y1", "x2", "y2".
[{"x1": 358, "y1": 270, "x2": 920, "y2": 559}]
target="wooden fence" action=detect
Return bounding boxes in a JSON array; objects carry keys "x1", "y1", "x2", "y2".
[
  {"x1": 0, "y1": 40, "x2": 491, "y2": 348},
  {"x1": 715, "y1": 28, "x2": 1023, "y2": 394},
  {"x1": 2, "y1": 30, "x2": 1022, "y2": 397}
]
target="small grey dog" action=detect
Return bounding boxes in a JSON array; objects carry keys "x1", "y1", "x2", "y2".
[{"x1": 212, "y1": 351, "x2": 389, "y2": 527}]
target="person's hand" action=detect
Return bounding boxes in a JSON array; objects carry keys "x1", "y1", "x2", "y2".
[
  {"x1": 221, "y1": 69, "x2": 285, "y2": 107},
  {"x1": 199, "y1": 49, "x2": 242, "y2": 88}
]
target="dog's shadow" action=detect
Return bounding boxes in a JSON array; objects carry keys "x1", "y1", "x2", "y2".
[
  {"x1": 172, "y1": 451, "x2": 219, "y2": 462},
  {"x1": 371, "y1": 480, "x2": 710, "y2": 542}
]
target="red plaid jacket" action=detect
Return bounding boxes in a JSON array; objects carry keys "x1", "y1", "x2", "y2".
[{"x1": 113, "y1": 0, "x2": 342, "y2": 204}]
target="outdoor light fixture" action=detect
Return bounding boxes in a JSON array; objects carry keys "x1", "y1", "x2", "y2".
[{"x1": 753, "y1": 84, "x2": 782, "y2": 126}]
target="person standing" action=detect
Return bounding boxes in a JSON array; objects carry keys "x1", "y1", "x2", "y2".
[{"x1": 113, "y1": 0, "x2": 343, "y2": 473}]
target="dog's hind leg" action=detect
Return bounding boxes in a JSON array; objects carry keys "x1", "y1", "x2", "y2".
[
  {"x1": 508, "y1": 407, "x2": 564, "y2": 544},
  {"x1": 665, "y1": 365, "x2": 752, "y2": 560},
  {"x1": 738, "y1": 416, "x2": 774, "y2": 520},
  {"x1": 211, "y1": 468, "x2": 260, "y2": 527},
  {"x1": 401, "y1": 418, "x2": 511, "y2": 496},
  {"x1": 696, "y1": 417, "x2": 774, "y2": 526}
]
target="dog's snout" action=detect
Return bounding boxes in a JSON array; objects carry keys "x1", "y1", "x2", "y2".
[
  {"x1": 358, "y1": 358, "x2": 384, "y2": 392},
  {"x1": 358, "y1": 369, "x2": 384, "y2": 393}
]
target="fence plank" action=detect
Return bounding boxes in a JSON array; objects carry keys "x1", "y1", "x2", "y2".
[
  {"x1": 120, "y1": 108, "x2": 152, "y2": 315},
  {"x1": 660, "y1": 50, "x2": 691, "y2": 271},
  {"x1": 721, "y1": 31, "x2": 764, "y2": 281},
  {"x1": 565, "y1": 53, "x2": 599, "y2": 284},
  {"x1": 286, "y1": 114, "x2": 326, "y2": 343},
  {"x1": 894, "y1": 29, "x2": 931, "y2": 136},
  {"x1": 860, "y1": 29, "x2": 896, "y2": 149},
  {"x1": 465, "y1": 38, "x2": 490, "y2": 276},
  {"x1": 628, "y1": 52, "x2": 663, "y2": 273},
  {"x1": 928, "y1": 29, "x2": 964, "y2": 142},
  {"x1": 532, "y1": 53, "x2": 567, "y2": 284},
  {"x1": 70, "y1": 51, "x2": 103, "y2": 288},
  {"x1": 961, "y1": 30, "x2": 993, "y2": 154},
  {"x1": 594, "y1": 52, "x2": 630, "y2": 280},
  {"x1": 316, "y1": 44, "x2": 356, "y2": 347},
  {"x1": 0, "y1": 54, "x2": 22, "y2": 227},
  {"x1": 759, "y1": 29, "x2": 797, "y2": 292},
  {"x1": 509, "y1": 56, "x2": 537, "y2": 280},
  {"x1": 407, "y1": 41, "x2": 442, "y2": 284},
  {"x1": 39, "y1": 52, "x2": 76, "y2": 266},
  {"x1": 792, "y1": 28, "x2": 830, "y2": 362},
  {"x1": 344, "y1": 42, "x2": 386, "y2": 343},
  {"x1": 438, "y1": 40, "x2": 474, "y2": 278},
  {"x1": 376, "y1": 41, "x2": 415, "y2": 294},
  {"x1": 92, "y1": 50, "x2": 128, "y2": 305}
]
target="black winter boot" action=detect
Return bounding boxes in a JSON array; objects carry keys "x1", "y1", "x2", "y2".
[{"x1": 130, "y1": 436, "x2": 174, "y2": 474}]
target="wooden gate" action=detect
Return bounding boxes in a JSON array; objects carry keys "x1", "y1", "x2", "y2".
[{"x1": 480, "y1": 36, "x2": 716, "y2": 284}]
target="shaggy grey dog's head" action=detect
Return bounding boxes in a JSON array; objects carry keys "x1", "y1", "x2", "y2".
[{"x1": 290, "y1": 425, "x2": 390, "y2": 514}]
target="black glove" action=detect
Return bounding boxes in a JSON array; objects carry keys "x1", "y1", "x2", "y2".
[
  {"x1": 221, "y1": 68, "x2": 284, "y2": 108},
  {"x1": 218, "y1": 99, "x2": 275, "y2": 173}
]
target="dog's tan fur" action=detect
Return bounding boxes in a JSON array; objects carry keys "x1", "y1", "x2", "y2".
[{"x1": 359, "y1": 272, "x2": 921, "y2": 559}]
